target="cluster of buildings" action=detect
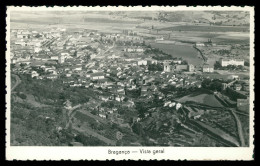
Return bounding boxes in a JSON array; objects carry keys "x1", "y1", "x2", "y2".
[
  {"x1": 163, "y1": 61, "x2": 214, "y2": 73},
  {"x1": 11, "y1": 26, "x2": 250, "y2": 143},
  {"x1": 101, "y1": 33, "x2": 144, "y2": 43}
]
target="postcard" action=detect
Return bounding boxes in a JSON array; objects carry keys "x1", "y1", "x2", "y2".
[{"x1": 5, "y1": 6, "x2": 254, "y2": 160}]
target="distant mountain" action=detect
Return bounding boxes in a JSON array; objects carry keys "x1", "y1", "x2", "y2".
[
  {"x1": 108, "y1": 11, "x2": 250, "y2": 26},
  {"x1": 10, "y1": 11, "x2": 250, "y2": 27}
]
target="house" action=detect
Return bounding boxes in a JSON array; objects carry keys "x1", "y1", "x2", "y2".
[
  {"x1": 34, "y1": 47, "x2": 42, "y2": 53},
  {"x1": 147, "y1": 59, "x2": 158, "y2": 65},
  {"x1": 188, "y1": 110, "x2": 204, "y2": 119},
  {"x1": 115, "y1": 95, "x2": 125, "y2": 102},
  {"x1": 233, "y1": 84, "x2": 242, "y2": 91},
  {"x1": 176, "y1": 103, "x2": 182, "y2": 110},
  {"x1": 188, "y1": 64, "x2": 195, "y2": 72},
  {"x1": 76, "y1": 51, "x2": 85, "y2": 57},
  {"x1": 58, "y1": 54, "x2": 65, "y2": 64},
  {"x1": 31, "y1": 71, "x2": 39, "y2": 78},
  {"x1": 141, "y1": 86, "x2": 149, "y2": 96},
  {"x1": 202, "y1": 64, "x2": 214, "y2": 73},
  {"x1": 46, "y1": 74, "x2": 58, "y2": 79},
  {"x1": 73, "y1": 66, "x2": 82, "y2": 71},
  {"x1": 163, "y1": 62, "x2": 173, "y2": 72},
  {"x1": 242, "y1": 83, "x2": 249, "y2": 91},
  {"x1": 88, "y1": 72, "x2": 105, "y2": 80},
  {"x1": 90, "y1": 54, "x2": 97, "y2": 59},
  {"x1": 137, "y1": 60, "x2": 147, "y2": 66},
  {"x1": 51, "y1": 56, "x2": 59, "y2": 60},
  {"x1": 169, "y1": 102, "x2": 176, "y2": 108},
  {"x1": 122, "y1": 100, "x2": 135, "y2": 108},
  {"x1": 99, "y1": 113, "x2": 106, "y2": 119},
  {"x1": 11, "y1": 58, "x2": 17, "y2": 64},
  {"x1": 172, "y1": 60, "x2": 182, "y2": 64},
  {"x1": 175, "y1": 65, "x2": 188, "y2": 71},
  {"x1": 228, "y1": 75, "x2": 240, "y2": 80}
]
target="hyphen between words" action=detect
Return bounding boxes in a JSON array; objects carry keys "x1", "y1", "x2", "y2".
[{"x1": 108, "y1": 149, "x2": 165, "y2": 155}]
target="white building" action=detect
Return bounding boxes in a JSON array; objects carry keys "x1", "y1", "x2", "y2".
[
  {"x1": 58, "y1": 54, "x2": 65, "y2": 64},
  {"x1": 51, "y1": 56, "x2": 59, "y2": 60},
  {"x1": 196, "y1": 43, "x2": 205, "y2": 47},
  {"x1": 31, "y1": 71, "x2": 39, "y2": 78},
  {"x1": 219, "y1": 58, "x2": 244, "y2": 67},
  {"x1": 88, "y1": 72, "x2": 105, "y2": 80},
  {"x1": 34, "y1": 47, "x2": 42, "y2": 53},
  {"x1": 163, "y1": 62, "x2": 173, "y2": 72},
  {"x1": 137, "y1": 60, "x2": 147, "y2": 66},
  {"x1": 202, "y1": 65, "x2": 214, "y2": 73},
  {"x1": 176, "y1": 103, "x2": 182, "y2": 110}
]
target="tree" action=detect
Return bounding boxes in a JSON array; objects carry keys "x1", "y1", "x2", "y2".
[
  {"x1": 181, "y1": 60, "x2": 188, "y2": 65},
  {"x1": 18, "y1": 93, "x2": 27, "y2": 100},
  {"x1": 55, "y1": 108, "x2": 63, "y2": 115},
  {"x1": 91, "y1": 110, "x2": 98, "y2": 115},
  {"x1": 201, "y1": 79, "x2": 211, "y2": 89},
  {"x1": 237, "y1": 65, "x2": 244, "y2": 70},
  {"x1": 214, "y1": 61, "x2": 222, "y2": 69},
  {"x1": 123, "y1": 97, "x2": 129, "y2": 102},
  {"x1": 35, "y1": 34, "x2": 41, "y2": 38},
  {"x1": 209, "y1": 81, "x2": 222, "y2": 92},
  {"x1": 20, "y1": 63, "x2": 26, "y2": 68},
  {"x1": 11, "y1": 64, "x2": 16, "y2": 69},
  {"x1": 244, "y1": 61, "x2": 249, "y2": 67}
]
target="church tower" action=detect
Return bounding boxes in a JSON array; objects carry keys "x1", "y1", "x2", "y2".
[{"x1": 164, "y1": 62, "x2": 171, "y2": 72}]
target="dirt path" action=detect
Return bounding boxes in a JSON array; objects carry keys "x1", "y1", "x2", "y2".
[
  {"x1": 11, "y1": 74, "x2": 21, "y2": 92},
  {"x1": 230, "y1": 108, "x2": 246, "y2": 147}
]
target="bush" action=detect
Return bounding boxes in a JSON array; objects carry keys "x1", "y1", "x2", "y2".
[
  {"x1": 148, "y1": 63, "x2": 163, "y2": 71},
  {"x1": 17, "y1": 92, "x2": 27, "y2": 100},
  {"x1": 202, "y1": 79, "x2": 223, "y2": 92}
]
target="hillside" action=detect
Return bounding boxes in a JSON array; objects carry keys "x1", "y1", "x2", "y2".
[
  {"x1": 176, "y1": 89, "x2": 224, "y2": 107},
  {"x1": 11, "y1": 10, "x2": 249, "y2": 27},
  {"x1": 109, "y1": 11, "x2": 250, "y2": 26}
]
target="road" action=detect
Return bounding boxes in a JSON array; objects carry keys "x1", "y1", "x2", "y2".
[
  {"x1": 11, "y1": 74, "x2": 21, "y2": 92},
  {"x1": 100, "y1": 42, "x2": 115, "y2": 56},
  {"x1": 230, "y1": 108, "x2": 246, "y2": 147}
]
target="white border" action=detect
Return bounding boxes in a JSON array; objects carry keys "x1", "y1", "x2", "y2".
[{"x1": 6, "y1": 6, "x2": 255, "y2": 161}]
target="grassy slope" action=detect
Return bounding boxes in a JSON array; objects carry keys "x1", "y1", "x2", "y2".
[{"x1": 176, "y1": 90, "x2": 224, "y2": 107}]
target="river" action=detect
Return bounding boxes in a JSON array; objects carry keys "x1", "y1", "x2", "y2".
[{"x1": 149, "y1": 42, "x2": 204, "y2": 67}]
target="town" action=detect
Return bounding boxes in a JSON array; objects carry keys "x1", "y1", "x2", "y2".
[{"x1": 10, "y1": 10, "x2": 250, "y2": 147}]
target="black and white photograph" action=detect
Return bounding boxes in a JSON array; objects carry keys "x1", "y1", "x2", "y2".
[{"x1": 5, "y1": 6, "x2": 254, "y2": 160}]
